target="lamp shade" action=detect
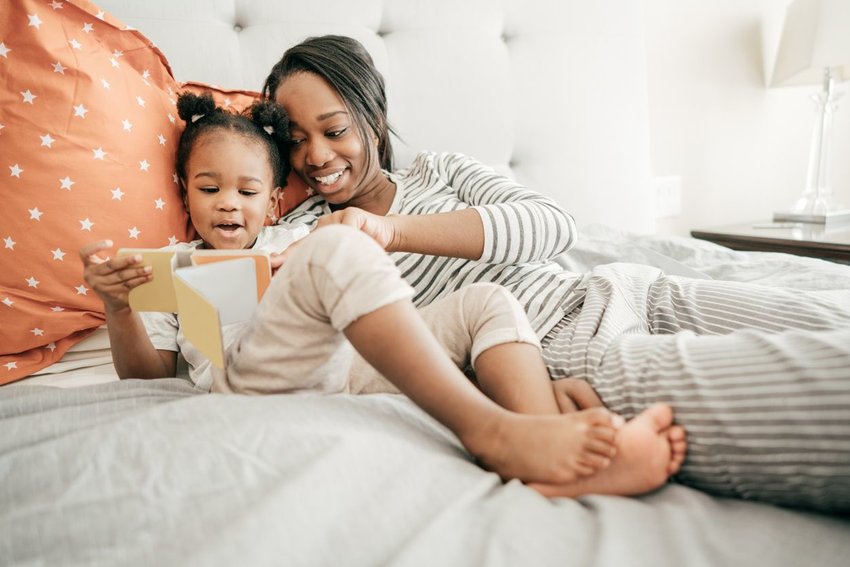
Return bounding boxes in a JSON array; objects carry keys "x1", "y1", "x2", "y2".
[{"x1": 771, "y1": 0, "x2": 850, "y2": 86}]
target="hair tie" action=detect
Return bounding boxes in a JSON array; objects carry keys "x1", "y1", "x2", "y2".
[
  {"x1": 263, "y1": 125, "x2": 274, "y2": 135},
  {"x1": 191, "y1": 114, "x2": 205, "y2": 123}
]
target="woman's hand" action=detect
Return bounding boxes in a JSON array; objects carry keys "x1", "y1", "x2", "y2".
[
  {"x1": 79, "y1": 240, "x2": 152, "y2": 315},
  {"x1": 552, "y1": 378, "x2": 605, "y2": 413},
  {"x1": 315, "y1": 207, "x2": 399, "y2": 251}
]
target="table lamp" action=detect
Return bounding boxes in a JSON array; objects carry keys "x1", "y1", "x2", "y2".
[{"x1": 770, "y1": 0, "x2": 850, "y2": 224}]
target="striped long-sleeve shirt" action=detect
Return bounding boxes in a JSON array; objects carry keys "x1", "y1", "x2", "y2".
[{"x1": 280, "y1": 151, "x2": 586, "y2": 338}]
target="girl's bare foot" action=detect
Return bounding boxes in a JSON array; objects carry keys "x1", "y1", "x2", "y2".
[
  {"x1": 527, "y1": 403, "x2": 687, "y2": 498},
  {"x1": 470, "y1": 407, "x2": 625, "y2": 484}
]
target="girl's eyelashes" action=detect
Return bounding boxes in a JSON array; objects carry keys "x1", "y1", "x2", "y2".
[
  {"x1": 199, "y1": 186, "x2": 219, "y2": 193},
  {"x1": 239, "y1": 190, "x2": 258, "y2": 196},
  {"x1": 327, "y1": 127, "x2": 348, "y2": 138}
]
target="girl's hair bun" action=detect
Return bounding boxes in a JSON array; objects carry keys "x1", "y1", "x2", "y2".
[
  {"x1": 249, "y1": 99, "x2": 290, "y2": 144},
  {"x1": 176, "y1": 91, "x2": 218, "y2": 124}
]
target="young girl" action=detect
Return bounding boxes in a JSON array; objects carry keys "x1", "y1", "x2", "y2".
[{"x1": 80, "y1": 92, "x2": 686, "y2": 498}]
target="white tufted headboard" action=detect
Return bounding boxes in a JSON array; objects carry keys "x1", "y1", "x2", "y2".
[{"x1": 99, "y1": 0, "x2": 654, "y2": 233}]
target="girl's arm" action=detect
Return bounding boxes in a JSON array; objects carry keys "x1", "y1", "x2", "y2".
[{"x1": 80, "y1": 240, "x2": 177, "y2": 379}]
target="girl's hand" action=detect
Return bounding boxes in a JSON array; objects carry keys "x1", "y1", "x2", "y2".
[
  {"x1": 315, "y1": 207, "x2": 399, "y2": 251},
  {"x1": 79, "y1": 240, "x2": 152, "y2": 315}
]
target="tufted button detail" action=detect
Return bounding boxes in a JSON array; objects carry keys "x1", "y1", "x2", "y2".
[{"x1": 233, "y1": 24, "x2": 243, "y2": 32}]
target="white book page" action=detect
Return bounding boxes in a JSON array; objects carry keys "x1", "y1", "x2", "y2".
[{"x1": 174, "y1": 257, "x2": 259, "y2": 325}]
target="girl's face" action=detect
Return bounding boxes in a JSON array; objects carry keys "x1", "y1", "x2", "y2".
[
  {"x1": 274, "y1": 72, "x2": 384, "y2": 207},
  {"x1": 183, "y1": 132, "x2": 280, "y2": 250}
]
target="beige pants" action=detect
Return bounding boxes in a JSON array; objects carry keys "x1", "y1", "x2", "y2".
[{"x1": 212, "y1": 225, "x2": 539, "y2": 395}]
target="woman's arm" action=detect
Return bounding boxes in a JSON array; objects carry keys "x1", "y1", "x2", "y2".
[
  {"x1": 315, "y1": 152, "x2": 578, "y2": 263},
  {"x1": 80, "y1": 240, "x2": 177, "y2": 379}
]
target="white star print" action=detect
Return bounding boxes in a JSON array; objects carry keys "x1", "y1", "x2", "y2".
[
  {"x1": 30, "y1": 328, "x2": 44, "y2": 337},
  {"x1": 4, "y1": 237, "x2": 14, "y2": 249},
  {"x1": 52, "y1": 61, "x2": 65, "y2": 74},
  {"x1": 21, "y1": 90, "x2": 36, "y2": 104},
  {"x1": 101, "y1": 78, "x2": 111, "y2": 90},
  {"x1": 136, "y1": 96, "x2": 146, "y2": 107},
  {"x1": 50, "y1": 307, "x2": 64, "y2": 313},
  {"x1": 75, "y1": 284, "x2": 88, "y2": 295},
  {"x1": 168, "y1": 236, "x2": 179, "y2": 246},
  {"x1": 2, "y1": 298, "x2": 13, "y2": 307},
  {"x1": 46, "y1": 342, "x2": 58, "y2": 350},
  {"x1": 29, "y1": 207, "x2": 43, "y2": 220},
  {"x1": 139, "y1": 160, "x2": 150, "y2": 172},
  {"x1": 50, "y1": 1, "x2": 63, "y2": 9},
  {"x1": 26, "y1": 276, "x2": 40, "y2": 288},
  {"x1": 172, "y1": 172, "x2": 179, "y2": 184},
  {"x1": 0, "y1": 43, "x2": 10, "y2": 58},
  {"x1": 110, "y1": 57, "x2": 119, "y2": 69},
  {"x1": 158, "y1": 134, "x2": 166, "y2": 145},
  {"x1": 59, "y1": 176, "x2": 74, "y2": 190},
  {"x1": 96, "y1": 10, "x2": 105, "y2": 20},
  {"x1": 0, "y1": 123, "x2": 4, "y2": 134},
  {"x1": 223, "y1": 97, "x2": 233, "y2": 107},
  {"x1": 112, "y1": 49, "x2": 124, "y2": 58},
  {"x1": 28, "y1": 14, "x2": 43, "y2": 29},
  {"x1": 122, "y1": 119, "x2": 133, "y2": 132},
  {"x1": 82, "y1": 23, "x2": 94, "y2": 33},
  {"x1": 128, "y1": 227, "x2": 141, "y2": 239},
  {"x1": 92, "y1": 147, "x2": 107, "y2": 160},
  {"x1": 69, "y1": 38, "x2": 82, "y2": 50},
  {"x1": 40, "y1": 134, "x2": 55, "y2": 148},
  {"x1": 73, "y1": 104, "x2": 88, "y2": 118},
  {"x1": 168, "y1": 114, "x2": 176, "y2": 124},
  {"x1": 111, "y1": 187, "x2": 125, "y2": 200},
  {"x1": 154, "y1": 198, "x2": 165, "y2": 210},
  {"x1": 51, "y1": 248, "x2": 66, "y2": 261},
  {"x1": 142, "y1": 70, "x2": 151, "y2": 79},
  {"x1": 79, "y1": 218, "x2": 94, "y2": 231},
  {"x1": 4, "y1": 362, "x2": 17, "y2": 371},
  {"x1": 9, "y1": 164, "x2": 23, "y2": 178}
]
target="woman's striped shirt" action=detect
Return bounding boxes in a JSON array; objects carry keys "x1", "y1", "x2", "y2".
[{"x1": 280, "y1": 151, "x2": 586, "y2": 337}]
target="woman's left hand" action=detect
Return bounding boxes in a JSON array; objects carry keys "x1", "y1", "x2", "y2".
[{"x1": 316, "y1": 207, "x2": 399, "y2": 251}]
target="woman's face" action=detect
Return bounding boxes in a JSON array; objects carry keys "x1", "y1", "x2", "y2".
[{"x1": 274, "y1": 72, "x2": 383, "y2": 206}]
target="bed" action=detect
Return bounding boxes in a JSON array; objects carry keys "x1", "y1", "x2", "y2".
[{"x1": 2, "y1": 1, "x2": 849, "y2": 565}]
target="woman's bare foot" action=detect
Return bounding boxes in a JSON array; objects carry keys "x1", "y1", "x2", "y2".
[
  {"x1": 469, "y1": 407, "x2": 625, "y2": 484},
  {"x1": 527, "y1": 403, "x2": 687, "y2": 498}
]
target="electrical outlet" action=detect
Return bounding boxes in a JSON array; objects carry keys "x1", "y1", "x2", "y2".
[{"x1": 654, "y1": 176, "x2": 682, "y2": 218}]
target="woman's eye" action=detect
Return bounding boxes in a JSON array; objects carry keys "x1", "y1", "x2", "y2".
[
  {"x1": 327, "y1": 127, "x2": 347, "y2": 138},
  {"x1": 289, "y1": 138, "x2": 304, "y2": 147}
]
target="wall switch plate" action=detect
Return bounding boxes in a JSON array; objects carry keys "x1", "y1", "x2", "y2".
[{"x1": 654, "y1": 175, "x2": 682, "y2": 218}]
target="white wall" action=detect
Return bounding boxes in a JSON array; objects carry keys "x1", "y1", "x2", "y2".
[{"x1": 645, "y1": 0, "x2": 850, "y2": 236}]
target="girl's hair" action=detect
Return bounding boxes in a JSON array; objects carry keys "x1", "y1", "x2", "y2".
[
  {"x1": 175, "y1": 92, "x2": 291, "y2": 192},
  {"x1": 262, "y1": 35, "x2": 395, "y2": 171}
]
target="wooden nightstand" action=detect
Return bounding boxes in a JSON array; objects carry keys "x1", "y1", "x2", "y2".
[{"x1": 690, "y1": 221, "x2": 850, "y2": 264}]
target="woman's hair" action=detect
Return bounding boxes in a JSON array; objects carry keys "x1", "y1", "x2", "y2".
[
  {"x1": 175, "y1": 92, "x2": 291, "y2": 193},
  {"x1": 262, "y1": 35, "x2": 395, "y2": 171}
]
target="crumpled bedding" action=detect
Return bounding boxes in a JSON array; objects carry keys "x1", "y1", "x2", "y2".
[
  {"x1": 3, "y1": 228, "x2": 850, "y2": 566},
  {"x1": 1, "y1": 379, "x2": 848, "y2": 567}
]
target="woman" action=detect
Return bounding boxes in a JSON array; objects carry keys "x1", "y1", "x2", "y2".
[{"x1": 265, "y1": 35, "x2": 850, "y2": 512}]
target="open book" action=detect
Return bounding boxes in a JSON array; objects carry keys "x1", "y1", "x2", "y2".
[{"x1": 117, "y1": 227, "x2": 308, "y2": 368}]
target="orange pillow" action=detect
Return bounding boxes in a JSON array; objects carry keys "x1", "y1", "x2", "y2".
[{"x1": 0, "y1": 0, "x2": 194, "y2": 384}]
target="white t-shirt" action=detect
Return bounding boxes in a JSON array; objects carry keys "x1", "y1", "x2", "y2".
[{"x1": 140, "y1": 225, "x2": 306, "y2": 391}]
